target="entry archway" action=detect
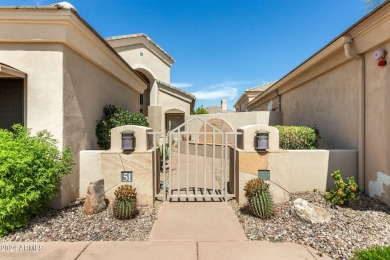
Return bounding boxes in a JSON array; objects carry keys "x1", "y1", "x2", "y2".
[{"x1": 165, "y1": 108, "x2": 185, "y2": 132}]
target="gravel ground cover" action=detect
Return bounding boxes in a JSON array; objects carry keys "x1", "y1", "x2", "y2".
[
  {"x1": 230, "y1": 191, "x2": 390, "y2": 260},
  {"x1": 0, "y1": 199, "x2": 161, "y2": 242}
]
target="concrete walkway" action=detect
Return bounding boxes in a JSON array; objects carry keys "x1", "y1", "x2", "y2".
[
  {"x1": 1, "y1": 201, "x2": 332, "y2": 259},
  {"x1": 149, "y1": 202, "x2": 247, "y2": 241},
  {"x1": 0, "y1": 241, "x2": 331, "y2": 260}
]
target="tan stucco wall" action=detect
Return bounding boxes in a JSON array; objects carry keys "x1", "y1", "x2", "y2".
[
  {"x1": 79, "y1": 150, "x2": 159, "y2": 205},
  {"x1": 250, "y1": 96, "x2": 280, "y2": 112},
  {"x1": 159, "y1": 90, "x2": 191, "y2": 114},
  {"x1": 0, "y1": 43, "x2": 64, "y2": 146},
  {"x1": 245, "y1": 5, "x2": 390, "y2": 205},
  {"x1": 159, "y1": 90, "x2": 192, "y2": 130},
  {"x1": 281, "y1": 60, "x2": 359, "y2": 149},
  {"x1": 364, "y1": 45, "x2": 390, "y2": 205},
  {"x1": 114, "y1": 45, "x2": 170, "y2": 83},
  {"x1": 61, "y1": 46, "x2": 141, "y2": 207},
  {"x1": 233, "y1": 149, "x2": 358, "y2": 193}
]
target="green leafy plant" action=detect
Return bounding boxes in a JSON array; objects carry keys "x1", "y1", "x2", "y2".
[
  {"x1": 113, "y1": 185, "x2": 137, "y2": 219},
  {"x1": 350, "y1": 245, "x2": 390, "y2": 260},
  {"x1": 324, "y1": 170, "x2": 360, "y2": 205},
  {"x1": 275, "y1": 125, "x2": 320, "y2": 150},
  {"x1": 244, "y1": 178, "x2": 274, "y2": 219},
  {"x1": 0, "y1": 125, "x2": 73, "y2": 236},
  {"x1": 192, "y1": 105, "x2": 208, "y2": 114},
  {"x1": 96, "y1": 104, "x2": 149, "y2": 149}
]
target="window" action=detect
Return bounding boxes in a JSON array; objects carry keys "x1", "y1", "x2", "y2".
[
  {"x1": 0, "y1": 79, "x2": 24, "y2": 130},
  {"x1": 140, "y1": 94, "x2": 144, "y2": 105}
]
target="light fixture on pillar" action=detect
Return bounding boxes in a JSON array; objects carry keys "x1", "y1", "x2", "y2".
[
  {"x1": 255, "y1": 130, "x2": 269, "y2": 151},
  {"x1": 121, "y1": 131, "x2": 135, "y2": 151}
]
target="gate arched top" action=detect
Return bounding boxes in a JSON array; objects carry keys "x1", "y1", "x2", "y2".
[{"x1": 170, "y1": 117, "x2": 224, "y2": 133}]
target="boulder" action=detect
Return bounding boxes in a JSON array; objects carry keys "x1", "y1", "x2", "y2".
[
  {"x1": 293, "y1": 198, "x2": 331, "y2": 224},
  {"x1": 84, "y1": 179, "x2": 107, "y2": 215}
]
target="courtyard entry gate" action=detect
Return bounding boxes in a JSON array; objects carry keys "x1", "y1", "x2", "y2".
[{"x1": 149, "y1": 117, "x2": 239, "y2": 202}]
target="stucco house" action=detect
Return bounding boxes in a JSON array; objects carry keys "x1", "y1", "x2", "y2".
[
  {"x1": 0, "y1": 4, "x2": 194, "y2": 208},
  {"x1": 244, "y1": 2, "x2": 390, "y2": 206},
  {"x1": 106, "y1": 34, "x2": 195, "y2": 132},
  {"x1": 233, "y1": 81, "x2": 275, "y2": 112}
]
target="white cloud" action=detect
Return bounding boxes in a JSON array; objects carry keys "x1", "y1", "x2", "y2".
[
  {"x1": 191, "y1": 80, "x2": 257, "y2": 100},
  {"x1": 192, "y1": 87, "x2": 238, "y2": 100},
  {"x1": 171, "y1": 82, "x2": 193, "y2": 88},
  {"x1": 208, "y1": 80, "x2": 257, "y2": 89}
]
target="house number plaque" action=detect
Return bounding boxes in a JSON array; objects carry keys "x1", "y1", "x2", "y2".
[{"x1": 121, "y1": 171, "x2": 133, "y2": 182}]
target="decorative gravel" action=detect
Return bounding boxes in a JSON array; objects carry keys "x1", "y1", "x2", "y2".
[
  {"x1": 230, "y1": 191, "x2": 390, "y2": 260},
  {"x1": 0, "y1": 199, "x2": 161, "y2": 242}
]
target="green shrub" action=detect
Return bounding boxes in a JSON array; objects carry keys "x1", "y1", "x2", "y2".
[
  {"x1": 95, "y1": 104, "x2": 149, "y2": 149},
  {"x1": 350, "y1": 245, "x2": 390, "y2": 260},
  {"x1": 0, "y1": 125, "x2": 73, "y2": 236},
  {"x1": 275, "y1": 125, "x2": 320, "y2": 149},
  {"x1": 324, "y1": 170, "x2": 360, "y2": 206}
]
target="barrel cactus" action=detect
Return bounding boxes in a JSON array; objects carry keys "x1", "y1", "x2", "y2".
[
  {"x1": 244, "y1": 178, "x2": 274, "y2": 219},
  {"x1": 113, "y1": 185, "x2": 137, "y2": 219}
]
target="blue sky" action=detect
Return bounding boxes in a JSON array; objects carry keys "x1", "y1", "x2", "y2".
[{"x1": 1, "y1": 0, "x2": 376, "y2": 110}]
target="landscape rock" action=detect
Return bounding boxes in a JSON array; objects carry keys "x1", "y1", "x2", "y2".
[
  {"x1": 84, "y1": 179, "x2": 107, "y2": 215},
  {"x1": 293, "y1": 198, "x2": 331, "y2": 224}
]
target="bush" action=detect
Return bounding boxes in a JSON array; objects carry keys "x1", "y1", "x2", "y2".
[
  {"x1": 324, "y1": 170, "x2": 360, "y2": 205},
  {"x1": 351, "y1": 245, "x2": 390, "y2": 260},
  {"x1": 275, "y1": 125, "x2": 320, "y2": 149},
  {"x1": 0, "y1": 125, "x2": 73, "y2": 236},
  {"x1": 96, "y1": 104, "x2": 149, "y2": 149}
]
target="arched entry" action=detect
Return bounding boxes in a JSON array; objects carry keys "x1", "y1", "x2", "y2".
[
  {"x1": 0, "y1": 63, "x2": 27, "y2": 130},
  {"x1": 165, "y1": 108, "x2": 185, "y2": 132},
  {"x1": 134, "y1": 69, "x2": 153, "y2": 117}
]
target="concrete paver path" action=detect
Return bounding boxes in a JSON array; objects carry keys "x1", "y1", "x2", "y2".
[
  {"x1": 149, "y1": 202, "x2": 247, "y2": 241},
  {"x1": 0, "y1": 241, "x2": 331, "y2": 260}
]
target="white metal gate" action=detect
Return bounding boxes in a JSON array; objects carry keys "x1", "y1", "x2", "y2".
[{"x1": 149, "y1": 118, "x2": 239, "y2": 202}]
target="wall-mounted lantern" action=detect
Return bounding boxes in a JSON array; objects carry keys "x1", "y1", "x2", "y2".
[
  {"x1": 255, "y1": 130, "x2": 269, "y2": 151},
  {"x1": 121, "y1": 130, "x2": 135, "y2": 151}
]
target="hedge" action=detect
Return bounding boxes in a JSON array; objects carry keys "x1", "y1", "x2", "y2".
[
  {"x1": 0, "y1": 125, "x2": 73, "y2": 236},
  {"x1": 350, "y1": 245, "x2": 390, "y2": 260},
  {"x1": 275, "y1": 125, "x2": 320, "y2": 150},
  {"x1": 95, "y1": 104, "x2": 149, "y2": 150}
]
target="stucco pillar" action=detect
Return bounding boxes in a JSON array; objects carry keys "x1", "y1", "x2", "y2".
[
  {"x1": 150, "y1": 80, "x2": 158, "y2": 106},
  {"x1": 148, "y1": 105, "x2": 163, "y2": 132}
]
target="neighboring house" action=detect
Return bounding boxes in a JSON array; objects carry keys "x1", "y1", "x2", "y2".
[
  {"x1": 0, "y1": 5, "x2": 194, "y2": 208},
  {"x1": 106, "y1": 34, "x2": 195, "y2": 132},
  {"x1": 233, "y1": 82, "x2": 275, "y2": 112},
  {"x1": 206, "y1": 99, "x2": 235, "y2": 114},
  {"x1": 246, "y1": 2, "x2": 390, "y2": 206}
]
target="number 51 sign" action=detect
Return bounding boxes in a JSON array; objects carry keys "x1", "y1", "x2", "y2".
[{"x1": 121, "y1": 171, "x2": 133, "y2": 182}]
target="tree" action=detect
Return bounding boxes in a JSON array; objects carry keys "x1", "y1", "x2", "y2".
[{"x1": 192, "y1": 105, "x2": 208, "y2": 115}]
